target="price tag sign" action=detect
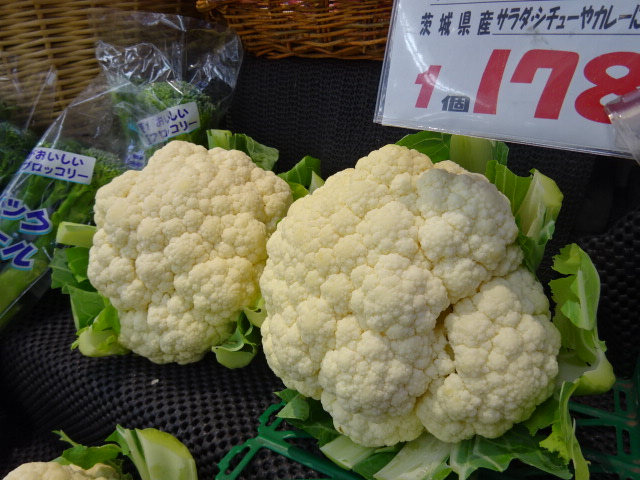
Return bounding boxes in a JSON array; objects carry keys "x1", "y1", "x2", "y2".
[{"x1": 375, "y1": 0, "x2": 640, "y2": 158}]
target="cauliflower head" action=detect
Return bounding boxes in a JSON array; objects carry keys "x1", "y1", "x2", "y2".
[
  {"x1": 260, "y1": 144, "x2": 561, "y2": 447},
  {"x1": 3, "y1": 462, "x2": 120, "y2": 480},
  {"x1": 87, "y1": 140, "x2": 292, "y2": 364}
]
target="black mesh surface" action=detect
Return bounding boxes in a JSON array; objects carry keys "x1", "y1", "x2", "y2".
[
  {"x1": 581, "y1": 207, "x2": 640, "y2": 380},
  {"x1": 0, "y1": 289, "x2": 303, "y2": 479},
  {"x1": 1, "y1": 54, "x2": 639, "y2": 480},
  {"x1": 225, "y1": 55, "x2": 415, "y2": 178}
]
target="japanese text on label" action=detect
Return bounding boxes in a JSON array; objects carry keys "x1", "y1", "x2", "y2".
[
  {"x1": 0, "y1": 198, "x2": 53, "y2": 270},
  {"x1": 136, "y1": 102, "x2": 200, "y2": 147},
  {"x1": 19, "y1": 147, "x2": 96, "y2": 185}
]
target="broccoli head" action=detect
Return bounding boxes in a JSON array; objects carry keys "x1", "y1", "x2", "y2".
[
  {"x1": 111, "y1": 79, "x2": 220, "y2": 165},
  {"x1": 0, "y1": 100, "x2": 15, "y2": 122},
  {"x1": 0, "y1": 121, "x2": 39, "y2": 192},
  {"x1": 139, "y1": 80, "x2": 219, "y2": 147}
]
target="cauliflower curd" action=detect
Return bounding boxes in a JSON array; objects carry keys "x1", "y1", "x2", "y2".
[
  {"x1": 87, "y1": 140, "x2": 292, "y2": 364},
  {"x1": 260, "y1": 144, "x2": 561, "y2": 447},
  {"x1": 4, "y1": 462, "x2": 120, "y2": 480}
]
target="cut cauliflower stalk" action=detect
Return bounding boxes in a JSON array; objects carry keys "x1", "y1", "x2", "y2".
[
  {"x1": 260, "y1": 144, "x2": 561, "y2": 447},
  {"x1": 87, "y1": 140, "x2": 292, "y2": 364},
  {"x1": 3, "y1": 462, "x2": 120, "y2": 480}
]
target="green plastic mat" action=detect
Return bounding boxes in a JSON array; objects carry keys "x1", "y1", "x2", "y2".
[
  {"x1": 216, "y1": 402, "x2": 356, "y2": 480},
  {"x1": 215, "y1": 358, "x2": 639, "y2": 480},
  {"x1": 571, "y1": 368, "x2": 640, "y2": 480}
]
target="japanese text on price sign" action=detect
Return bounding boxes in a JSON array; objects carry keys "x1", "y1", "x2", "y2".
[{"x1": 375, "y1": 0, "x2": 640, "y2": 158}]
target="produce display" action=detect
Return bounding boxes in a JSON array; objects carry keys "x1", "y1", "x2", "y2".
[
  {"x1": 40, "y1": 129, "x2": 617, "y2": 480},
  {"x1": 0, "y1": 77, "x2": 629, "y2": 480},
  {"x1": 0, "y1": 9, "x2": 242, "y2": 331},
  {"x1": 1, "y1": 10, "x2": 635, "y2": 480}
]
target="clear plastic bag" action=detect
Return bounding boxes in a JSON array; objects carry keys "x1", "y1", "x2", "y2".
[
  {"x1": 93, "y1": 9, "x2": 243, "y2": 167},
  {"x1": 0, "y1": 57, "x2": 57, "y2": 192},
  {"x1": 0, "y1": 75, "x2": 134, "y2": 327},
  {"x1": 0, "y1": 11, "x2": 243, "y2": 329}
]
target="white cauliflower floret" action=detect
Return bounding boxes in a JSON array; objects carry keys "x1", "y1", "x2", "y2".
[
  {"x1": 87, "y1": 140, "x2": 292, "y2": 364},
  {"x1": 417, "y1": 161, "x2": 524, "y2": 302},
  {"x1": 260, "y1": 144, "x2": 561, "y2": 447},
  {"x1": 3, "y1": 462, "x2": 120, "y2": 480},
  {"x1": 415, "y1": 267, "x2": 561, "y2": 442}
]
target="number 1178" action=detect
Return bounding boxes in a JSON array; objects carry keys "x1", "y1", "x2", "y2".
[{"x1": 415, "y1": 49, "x2": 640, "y2": 124}]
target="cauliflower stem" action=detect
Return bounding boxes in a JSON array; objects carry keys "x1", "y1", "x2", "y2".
[
  {"x1": 549, "y1": 243, "x2": 615, "y2": 395},
  {"x1": 486, "y1": 161, "x2": 563, "y2": 273}
]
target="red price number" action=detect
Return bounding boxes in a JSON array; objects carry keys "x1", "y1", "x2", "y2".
[{"x1": 415, "y1": 49, "x2": 640, "y2": 124}]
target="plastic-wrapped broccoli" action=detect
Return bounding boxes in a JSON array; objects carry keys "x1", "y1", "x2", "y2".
[
  {"x1": 0, "y1": 140, "x2": 122, "y2": 327},
  {"x1": 0, "y1": 121, "x2": 39, "y2": 192},
  {"x1": 112, "y1": 79, "x2": 223, "y2": 165},
  {"x1": 93, "y1": 11, "x2": 243, "y2": 167},
  {"x1": 0, "y1": 67, "x2": 55, "y2": 191},
  {"x1": 137, "y1": 81, "x2": 220, "y2": 144}
]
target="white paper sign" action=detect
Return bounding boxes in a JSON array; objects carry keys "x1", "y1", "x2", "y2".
[{"x1": 375, "y1": 0, "x2": 640, "y2": 158}]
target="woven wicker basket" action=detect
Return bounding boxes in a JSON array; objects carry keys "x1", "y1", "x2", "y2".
[
  {"x1": 0, "y1": 0, "x2": 201, "y2": 130},
  {"x1": 196, "y1": 0, "x2": 393, "y2": 60}
]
